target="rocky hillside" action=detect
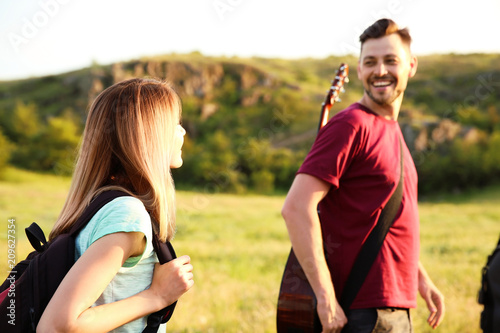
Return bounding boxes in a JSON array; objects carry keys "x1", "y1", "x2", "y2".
[{"x1": 1, "y1": 52, "x2": 499, "y2": 193}]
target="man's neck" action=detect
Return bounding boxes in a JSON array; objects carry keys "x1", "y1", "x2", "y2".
[{"x1": 358, "y1": 95, "x2": 402, "y2": 121}]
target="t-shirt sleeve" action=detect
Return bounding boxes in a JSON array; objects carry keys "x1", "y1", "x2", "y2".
[
  {"x1": 89, "y1": 197, "x2": 151, "y2": 243},
  {"x1": 77, "y1": 196, "x2": 154, "y2": 267},
  {"x1": 298, "y1": 117, "x2": 359, "y2": 188}
]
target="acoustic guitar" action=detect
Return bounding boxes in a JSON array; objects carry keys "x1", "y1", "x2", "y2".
[{"x1": 276, "y1": 63, "x2": 349, "y2": 333}]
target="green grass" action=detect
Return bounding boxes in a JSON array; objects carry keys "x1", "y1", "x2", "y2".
[{"x1": 0, "y1": 167, "x2": 497, "y2": 332}]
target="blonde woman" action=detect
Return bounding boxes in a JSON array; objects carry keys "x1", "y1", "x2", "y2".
[{"x1": 37, "y1": 78, "x2": 193, "y2": 333}]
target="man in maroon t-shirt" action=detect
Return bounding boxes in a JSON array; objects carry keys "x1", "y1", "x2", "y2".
[{"x1": 282, "y1": 19, "x2": 445, "y2": 333}]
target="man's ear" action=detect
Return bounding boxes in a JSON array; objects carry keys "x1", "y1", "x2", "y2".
[{"x1": 409, "y1": 55, "x2": 418, "y2": 78}]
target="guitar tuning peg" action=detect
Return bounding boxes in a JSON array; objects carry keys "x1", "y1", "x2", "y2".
[
  {"x1": 344, "y1": 77, "x2": 350, "y2": 83},
  {"x1": 341, "y1": 88, "x2": 345, "y2": 93},
  {"x1": 335, "y1": 97, "x2": 341, "y2": 102}
]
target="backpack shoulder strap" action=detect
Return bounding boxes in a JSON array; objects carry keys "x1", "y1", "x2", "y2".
[
  {"x1": 142, "y1": 230, "x2": 178, "y2": 333},
  {"x1": 68, "y1": 190, "x2": 129, "y2": 236},
  {"x1": 25, "y1": 191, "x2": 129, "y2": 252}
]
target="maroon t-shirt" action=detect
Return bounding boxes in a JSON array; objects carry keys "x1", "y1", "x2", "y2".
[{"x1": 298, "y1": 103, "x2": 420, "y2": 309}]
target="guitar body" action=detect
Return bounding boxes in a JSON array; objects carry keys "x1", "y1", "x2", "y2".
[
  {"x1": 277, "y1": 249, "x2": 321, "y2": 333},
  {"x1": 277, "y1": 63, "x2": 349, "y2": 332}
]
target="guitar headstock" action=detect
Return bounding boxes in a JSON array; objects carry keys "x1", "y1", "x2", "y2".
[
  {"x1": 319, "y1": 63, "x2": 349, "y2": 130},
  {"x1": 324, "y1": 63, "x2": 349, "y2": 108}
]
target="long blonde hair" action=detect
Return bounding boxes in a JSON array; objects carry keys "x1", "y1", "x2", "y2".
[{"x1": 50, "y1": 78, "x2": 181, "y2": 242}]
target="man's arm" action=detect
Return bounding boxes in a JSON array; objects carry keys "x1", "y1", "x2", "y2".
[
  {"x1": 281, "y1": 173, "x2": 347, "y2": 333},
  {"x1": 418, "y1": 261, "x2": 445, "y2": 329}
]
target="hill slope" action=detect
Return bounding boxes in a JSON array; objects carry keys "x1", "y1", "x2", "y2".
[{"x1": 1, "y1": 52, "x2": 499, "y2": 193}]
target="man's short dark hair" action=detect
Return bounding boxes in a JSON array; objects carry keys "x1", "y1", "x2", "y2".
[{"x1": 359, "y1": 18, "x2": 412, "y2": 48}]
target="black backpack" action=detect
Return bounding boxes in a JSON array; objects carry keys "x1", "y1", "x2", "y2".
[
  {"x1": 478, "y1": 235, "x2": 500, "y2": 333},
  {"x1": 0, "y1": 190, "x2": 177, "y2": 332}
]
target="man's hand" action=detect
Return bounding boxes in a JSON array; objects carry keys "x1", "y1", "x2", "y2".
[
  {"x1": 418, "y1": 263, "x2": 445, "y2": 329},
  {"x1": 317, "y1": 297, "x2": 348, "y2": 333}
]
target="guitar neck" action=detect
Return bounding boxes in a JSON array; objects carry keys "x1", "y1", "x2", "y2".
[
  {"x1": 318, "y1": 103, "x2": 331, "y2": 132},
  {"x1": 316, "y1": 63, "x2": 349, "y2": 133}
]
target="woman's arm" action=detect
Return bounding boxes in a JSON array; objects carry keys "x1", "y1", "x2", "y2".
[{"x1": 37, "y1": 231, "x2": 194, "y2": 333}]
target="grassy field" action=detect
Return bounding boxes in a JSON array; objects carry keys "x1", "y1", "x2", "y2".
[{"x1": 0, "y1": 167, "x2": 498, "y2": 332}]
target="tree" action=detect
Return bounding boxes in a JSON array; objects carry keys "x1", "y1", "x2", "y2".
[
  {"x1": 178, "y1": 130, "x2": 245, "y2": 193},
  {"x1": 10, "y1": 101, "x2": 41, "y2": 142},
  {"x1": 13, "y1": 115, "x2": 81, "y2": 175},
  {"x1": 0, "y1": 129, "x2": 13, "y2": 177}
]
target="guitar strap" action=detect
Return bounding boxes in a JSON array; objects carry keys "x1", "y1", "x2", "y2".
[{"x1": 339, "y1": 135, "x2": 404, "y2": 312}]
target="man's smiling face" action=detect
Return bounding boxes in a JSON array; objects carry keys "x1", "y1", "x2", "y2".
[{"x1": 357, "y1": 33, "x2": 417, "y2": 108}]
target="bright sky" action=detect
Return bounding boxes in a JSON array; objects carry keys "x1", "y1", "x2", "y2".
[{"x1": 1, "y1": 0, "x2": 499, "y2": 80}]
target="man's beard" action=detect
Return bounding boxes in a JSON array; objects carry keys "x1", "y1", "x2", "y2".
[
  {"x1": 365, "y1": 88, "x2": 402, "y2": 106},
  {"x1": 365, "y1": 75, "x2": 402, "y2": 106}
]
